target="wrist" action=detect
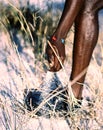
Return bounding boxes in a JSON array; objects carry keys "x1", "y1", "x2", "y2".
[{"x1": 48, "y1": 35, "x2": 65, "y2": 44}]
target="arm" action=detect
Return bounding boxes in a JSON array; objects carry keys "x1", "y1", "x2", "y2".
[
  {"x1": 46, "y1": 0, "x2": 84, "y2": 72},
  {"x1": 55, "y1": 0, "x2": 84, "y2": 39}
]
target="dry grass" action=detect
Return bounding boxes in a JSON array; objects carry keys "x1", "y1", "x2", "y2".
[{"x1": 0, "y1": 1, "x2": 103, "y2": 130}]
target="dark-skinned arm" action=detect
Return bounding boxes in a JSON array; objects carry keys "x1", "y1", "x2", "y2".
[{"x1": 46, "y1": 0, "x2": 84, "y2": 72}]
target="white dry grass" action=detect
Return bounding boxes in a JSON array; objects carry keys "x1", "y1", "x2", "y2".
[
  {"x1": 0, "y1": 1, "x2": 103, "y2": 129},
  {"x1": 0, "y1": 28, "x2": 103, "y2": 130}
]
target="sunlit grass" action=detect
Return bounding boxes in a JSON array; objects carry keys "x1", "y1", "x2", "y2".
[{"x1": 0, "y1": 1, "x2": 103, "y2": 130}]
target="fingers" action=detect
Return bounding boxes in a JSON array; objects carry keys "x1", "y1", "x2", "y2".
[
  {"x1": 49, "y1": 56, "x2": 64, "y2": 72},
  {"x1": 46, "y1": 43, "x2": 65, "y2": 72},
  {"x1": 49, "y1": 55, "x2": 54, "y2": 68}
]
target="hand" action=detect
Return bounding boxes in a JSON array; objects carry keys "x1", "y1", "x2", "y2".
[{"x1": 46, "y1": 38, "x2": 66, "y2": 72}]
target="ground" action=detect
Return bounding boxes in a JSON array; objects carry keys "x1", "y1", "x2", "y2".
[{"x1": 0, "y1": 28, "x2": 103, "y2": 130}]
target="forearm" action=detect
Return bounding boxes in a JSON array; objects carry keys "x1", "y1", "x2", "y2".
[{"x1": 54, "y1": 0, "x2": 84, "y2": 39}]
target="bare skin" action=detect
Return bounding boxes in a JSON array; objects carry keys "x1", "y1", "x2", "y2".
[{"x1": 46, "y1": 0, "x2": 103, "y2": 99}]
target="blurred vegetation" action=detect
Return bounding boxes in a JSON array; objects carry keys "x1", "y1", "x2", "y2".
[{"x1": 0, "y1": 1, "x2": 63, "y2": 59}]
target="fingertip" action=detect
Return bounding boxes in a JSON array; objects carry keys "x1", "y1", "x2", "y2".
[{"x1": 49, "y1": 61, "x2": 54, "y2": 68}]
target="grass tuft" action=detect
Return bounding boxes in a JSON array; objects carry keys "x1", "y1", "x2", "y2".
[{"x1": 0, "y1": 0, "x2": 103, "y2": 130}]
